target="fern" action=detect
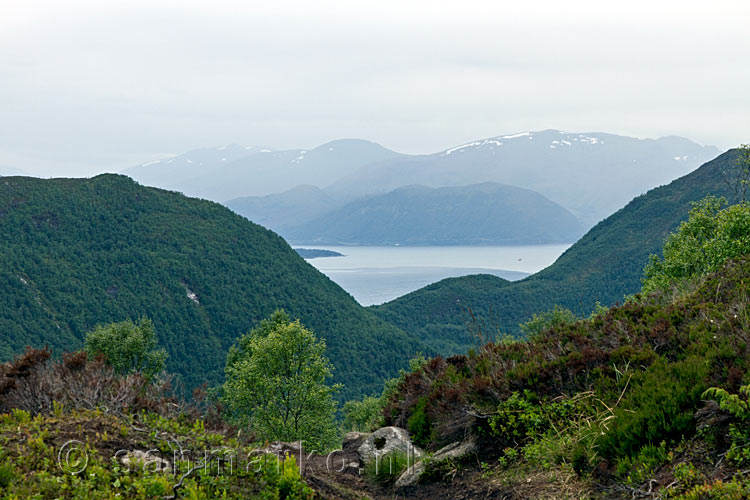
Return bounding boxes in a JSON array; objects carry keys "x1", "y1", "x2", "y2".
[
  {"x1": 702, "y1": 385, "x2": 750, "y2": 419},
  {"x1": 703, "y1": 384, "x2": 750, "y2": 466}
]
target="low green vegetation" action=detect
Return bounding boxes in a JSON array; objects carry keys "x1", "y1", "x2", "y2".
[
  {"x1": 0, "y1": 408, "x2": 315, "y2": 500},
  {"x1": 363, "y1": 450, "x2": 411, "y2": 486},
  {"x1": 0, "y1": 339, "x2": 315, "y2": 499},
  {"x1": 519, "y1": 304, "x2": 578, "y2": 339},
  {"x1": 342, "y1": 395, "x2": 383, "y2": 433}
]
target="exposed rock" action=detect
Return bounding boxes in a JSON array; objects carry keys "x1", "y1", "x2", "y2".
[
  {"x1": 342, "y1": 431, "x2": 370, "y2": 455},
  {"x1": 357, "y1": 426, "x2": 424, "y2": 465},
  {"x1": 395, "y1": 437, "x2": 478, "y2": 489},
  {"x1": 256, "y1": 441, "x2": 303, "y2": 458},
  {"x1": 119, "y1": 449, "x2": 172, "y2": 473},
  {"x1": 394, "y1": 462, "x2": 426, "y2": 489},
  {"x1": 433, "y1": 438, "x2": 478, "y2": 461}
]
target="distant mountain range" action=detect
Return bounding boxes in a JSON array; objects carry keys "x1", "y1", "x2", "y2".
[
  {"x1": 276, "y1": 182, "x2": 584, "y2": 245},
  {"x1": 123, "y1": 139, "x2": 402, "y2": 201},
  {"x1": 327, "y1": 130, "x2": 721, "y2": 227},
  {"x1": 126, "y1": 130, "x2": 720, "y2": 245},
  {"x1": 370, "y1": 149, "x2": 738, "y2": 355}
]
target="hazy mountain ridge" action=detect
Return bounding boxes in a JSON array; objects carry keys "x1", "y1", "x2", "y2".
[
  {"x1": 124, "y1": 139, "x2": 403, "y2": 202},
  {"x1": 281, "y1": 182, "x2": 585, "y2": 245},
  {"x1": 226, "y1": 185, "x2": 345, "y2": 234},
  {"x1": 328, "y1": 130, "x2": 721, "y2": 227},
  {"x1": 125, "y1": 130, "x2": 718, "y2": 252}
]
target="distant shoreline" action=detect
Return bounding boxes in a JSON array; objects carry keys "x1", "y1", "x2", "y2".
[{"x1": 294, "y1": 248, "x2": 345, "y2": 259}]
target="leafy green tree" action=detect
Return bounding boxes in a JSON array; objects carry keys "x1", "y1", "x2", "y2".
[
  {"x1": 342, "y1": 396, "x2": 383, "y2": 432},
  {"x1": 722, "y1": 144, "x2": 750, "y2": 202},
  {"x1": 84, "y1": 318, "x2": 167, "y2": 380},
  {"x1": 642, "y1": 196, "x2": 750, "y2": 294},
  {"x1": 519, "y1": 305, "x2": 577, "y2": 339},
  {"x1": 222, "y1": 310, "x2": 340, "y2": 450}
]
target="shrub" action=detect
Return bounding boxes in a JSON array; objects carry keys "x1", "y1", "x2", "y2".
[
  {"x1": 643, "y1": 197, "x2": 750, "y2": 295},
  {"x1": 0, "y1": 347, "x2": 176, "y2": 417},
  {"x1": 407, "y1": 398, "x2": 432, "y2": 448},
  {"x1": 342, "y1": 395, "x2": 384, "y2": 432},
  {"x1": 600, "y1": 357, "x2": 708, "y2": 462},
  {"x1": 84, "y1": 318, "x2": 167, "y2": 380},
  {"x1": 519, "y1": 305, "x2": 578, "y2": 340},
  {"x1": 221, "y1": 310, "x2": 341, "y2": 451},
  {"x1": 0, "y1": 462, "x2": 16, "y2": 488},
  {"x1": 364, "y1": 450, "x2": 410, "y2": 486}
]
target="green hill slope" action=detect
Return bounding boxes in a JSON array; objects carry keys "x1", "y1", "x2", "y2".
[
  {"x1": 371, "y1": 149, "x2": 739, "y2": 350},
  {"x1": 0, "y1": 174, "x2": 423, "y2": 399}
]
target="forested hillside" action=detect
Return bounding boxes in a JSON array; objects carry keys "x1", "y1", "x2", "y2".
[
  {"x1": 283, "y1": 183, "x2": 584, "y2": 246},
  {"x1": 372, "y1": 149, "x2": 737, "y2": 351},
  {"x1": 0, "y1": 174, "x2": 423, "y2": 399}
]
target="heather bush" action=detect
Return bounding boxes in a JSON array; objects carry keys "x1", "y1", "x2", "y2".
[
  {"x1": 600, "y1": 357, "x2": 709, "y2": 462},
  {"x1": 0, "y1": 347, "x2": 177, "y2": 417}
]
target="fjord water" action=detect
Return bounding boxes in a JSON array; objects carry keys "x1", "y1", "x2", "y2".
[{"x1": 303, "y1": 244, "x2": 571, "y2": 306}]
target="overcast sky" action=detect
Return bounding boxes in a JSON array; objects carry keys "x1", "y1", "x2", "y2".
[{"x1": 1, "y1": 0, "x2": 749, "y2": 177}]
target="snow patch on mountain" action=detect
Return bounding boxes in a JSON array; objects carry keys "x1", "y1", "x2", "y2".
[{"x1": 502, "y1": 132, "x2": 531, "y2": 139}]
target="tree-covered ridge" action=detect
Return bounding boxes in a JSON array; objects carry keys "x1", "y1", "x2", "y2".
[
  {"x1": 371, "y1": 149, "x2": 740, "y2": 352},
  {"x1": 0, "y1": 174, "x2": 423, "y2": 399}
]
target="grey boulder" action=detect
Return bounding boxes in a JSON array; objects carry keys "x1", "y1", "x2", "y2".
[
  {"x1": 395, "y1": 437, "x2": 478, "y2": 489},
  {"x1": 357, "y1": 426, "x2": 425, "y2": 465}
]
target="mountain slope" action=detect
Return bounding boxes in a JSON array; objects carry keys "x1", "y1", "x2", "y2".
[
  {"x1": 371, "y1": 149, "x2": 739, "y2": 351},
  {"x1": 124, "y1": 139, "x2": 403, "y2": 202},
  {"x1": 284, "y1": 182, "x2": 584, "y2": 245},
  {"x1": 226, "y1": 185, "x2": 344, "y2": 234},
  {"x1": 123, "y1": 144, "x2": 265, "y2": 189},
  {"x1": 0, "y1": 174, "x2": 423, "y2": 399},
  {"x1": 327, "y1": 130, "x2": 720, "y2": 227}
]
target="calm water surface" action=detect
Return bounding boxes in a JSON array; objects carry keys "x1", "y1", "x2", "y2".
[{"x1": 302, "y1": 245, "x2": 571, "y2": 306}]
